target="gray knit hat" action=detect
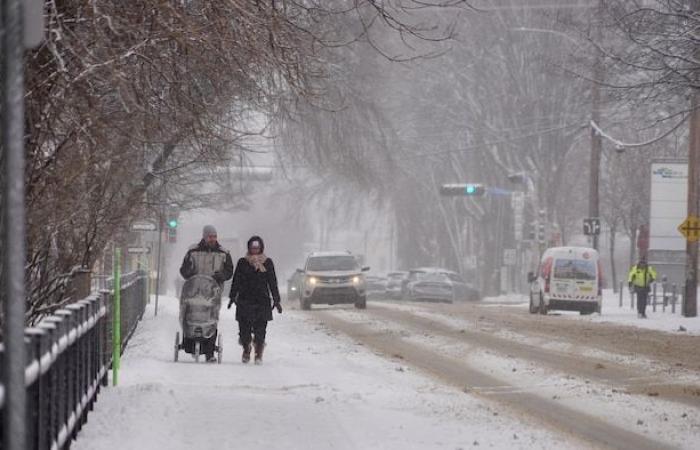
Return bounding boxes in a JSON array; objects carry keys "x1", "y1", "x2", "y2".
[{"x1": 202, "y1": 225, "x2": 217, "y2": 238}]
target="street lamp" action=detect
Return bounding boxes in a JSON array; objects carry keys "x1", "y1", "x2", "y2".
[{"x1": 510, "y1": 25, "x2": 603, "y2": 250}]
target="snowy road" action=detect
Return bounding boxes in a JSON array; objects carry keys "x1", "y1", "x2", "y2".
[
  {"x1": 73, "y1": 296, "x2": 584, "y2": 450},
  {"x1": 306, "y1": 298, "x2": 700, "y2": 450}
]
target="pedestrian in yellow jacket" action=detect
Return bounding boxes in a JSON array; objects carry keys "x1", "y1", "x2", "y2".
[{"x1": 628, "y1": 259, "x2": 657, "y2": 318}]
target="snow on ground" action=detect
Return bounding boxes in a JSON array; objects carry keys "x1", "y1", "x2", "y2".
[
  {"x1": 74, "y1": 295, "x2": 577, "y2": 450},
  {"x1": 321, "y1": 307, "x2": 700, "y2": 449},
  {"x1": 582, "y1": 289, "x2": 700, "y2": 335}
]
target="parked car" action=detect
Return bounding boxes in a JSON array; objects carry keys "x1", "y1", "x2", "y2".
[
  {"x1": 287, "y1": 270, "x2": 304, "y2": 302},
  {"x1": 298, "y1": 251, "x2": 369, "y2": 310},
  {"x1": 385, "y1": 271, "x2": 409, "y2": 299},
  {"x1": 528, "y1": 246, "x2": 602, "y2": 315},
  {"x1": 405, "y1": 267, "x2": 480, "y2": 303},
  {"x1": 365, "y1": 275, "x2": 387, "y2": 299}
]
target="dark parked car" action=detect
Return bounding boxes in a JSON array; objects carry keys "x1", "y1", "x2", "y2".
[{"x1": 405, "y1": 267, "x2": 480, "y2": 303}]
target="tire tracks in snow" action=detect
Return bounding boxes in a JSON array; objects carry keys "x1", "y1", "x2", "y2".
[
  {"x1": 368, "y1": 304, "x2": 700, "y2": 409},
  {"x1": 310, "y1": 307, "x2": 673, "y2": 450}
]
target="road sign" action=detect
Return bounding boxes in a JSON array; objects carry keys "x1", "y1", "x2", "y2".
[
  {"x1": 503, "y1": 249, "x2": 517, "y2": 266},
  {"x1": 583, "y1": 218, "x2": 601, "y2": 236},
  {"x1": 678, "y1": 216, "x2": 700, "y2": 242},
  {"x1": 127, "y1": 247, "x2": 151, "y2": 254},
  {"x1": 130, "y1": 221, "x2": 157, "y2": 232}
]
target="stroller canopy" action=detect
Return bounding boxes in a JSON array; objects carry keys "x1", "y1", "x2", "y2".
[{"x1": 181, "y1": 274, "x2": 221, "y2": 301}]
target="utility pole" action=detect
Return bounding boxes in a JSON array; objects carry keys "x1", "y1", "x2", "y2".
[
  {"x1": 588, "y1": 1, "x2": 603, "y2": 251},
  {"x1": 1, "y1": 2, "x2": 42, "y2": 449},
  {"x1": 683, "y1": 0, "x2": 700, "y2": 316}
]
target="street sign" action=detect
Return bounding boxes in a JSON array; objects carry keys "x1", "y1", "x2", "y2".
[
  {"x1": 583, "y1": 218, "x2": 601, "y2": 236},
  {"x1": 678, "y1": 216, "x2": 700, "y2": 242},
  {"x1": 127, "y1": 247, "x2": 151, "y2": 254},
  {"x1": 130, "y1": 221, "x2": 157, "y2": 232},
  {"x1": 503, "y1": 249, "x2": 517, "y2": 266}
]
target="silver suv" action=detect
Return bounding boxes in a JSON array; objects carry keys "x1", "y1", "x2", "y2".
[{"x1": 297, "y1": 251, "x2": 369, "y2": 310}]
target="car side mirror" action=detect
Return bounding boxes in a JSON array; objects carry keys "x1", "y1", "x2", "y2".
[
  {"x1": 296, "y1": 268, "x2": 304, "y2": 273},
  {"x1": 527, "y1": 272, "x2": 536, "y2": 283},
  {"x1": 362, "y1": 266, "x2": 370, "y2": 272}
]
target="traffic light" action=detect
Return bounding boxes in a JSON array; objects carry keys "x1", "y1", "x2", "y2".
[
  {"x1": 537, "y1": 209, "x2": 546, "y2": 244},
  {"x1": 439, "y1": 183, "x2": 486, "y2": 197},
  {"x1": 166, "y1": 216, "x2": 178, "y2": 243}
]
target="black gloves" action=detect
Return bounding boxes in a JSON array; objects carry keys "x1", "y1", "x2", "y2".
[{"x1": 273, "y1": 301, "x2": 282, "y2": 314}]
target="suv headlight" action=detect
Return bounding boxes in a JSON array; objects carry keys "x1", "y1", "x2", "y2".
[
  {"x1": 352, "y1": 276, "x2": 362, "y2": 285},
  {"x1": 307, "y1": 276, "x2": 317, "y2": 286}
]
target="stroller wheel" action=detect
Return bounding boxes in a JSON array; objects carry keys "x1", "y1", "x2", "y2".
[
  {"x1": 217, "y1": 333, "x2": 223, "y2": 364},
  {"x1": 194, "y1": 341, "x2": 201, "y2": 363},
  {"x1": 174, "y1": 332, "x2": 180, "y2": 362}
]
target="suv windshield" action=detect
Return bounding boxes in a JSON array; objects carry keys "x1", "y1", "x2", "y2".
[
  {"x1": 307, "y1": 256, "x2": 358, "y2": 271},
  {"x1": 553, "y1": 259, "x2": 596, "y2": 281}
]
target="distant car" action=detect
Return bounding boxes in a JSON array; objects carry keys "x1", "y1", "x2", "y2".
[
  {"x1": 385, "y1": 271, "x2": 408, "y2": 299},
  {"x1": 528, "y1": 246, "x2": 602, "y2": 315},
  {"x1": 405, "y1": 267, "x2": 480, "y2": 303},
  {"x1": 287, "y1": 271, "x2": 304, "y2": 302},
  {"x1": 298, "y1": 251, "x2": 369, "y2": 310},
  {"x1": 365, "y1": 275, "x2": 387, "y2": 299}
]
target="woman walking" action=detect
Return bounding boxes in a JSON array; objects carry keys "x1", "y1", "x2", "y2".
[{"x1": 228, "y1": 236, "x2": 282, "y2": 364}]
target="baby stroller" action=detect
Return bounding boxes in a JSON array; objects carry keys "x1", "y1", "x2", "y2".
[{"x1": 174, "y1": 274, "x2": 223, "y2": 363}]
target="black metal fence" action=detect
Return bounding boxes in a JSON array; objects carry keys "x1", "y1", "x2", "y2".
[
  {"x1": 0, "y1": 270, "x2": 148, "y2": 450},
  {"x1": 618, "y1": 280, "x2": 683, "y2": 313}
]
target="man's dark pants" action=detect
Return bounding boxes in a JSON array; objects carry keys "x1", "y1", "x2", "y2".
[{"x1": 635, "y1": 286, "x2": 649, "y2": 316}]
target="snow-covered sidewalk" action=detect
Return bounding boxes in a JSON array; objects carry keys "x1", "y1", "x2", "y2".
[{"x1": 73, "y1": 295, "x2": 577, "y2": 450}]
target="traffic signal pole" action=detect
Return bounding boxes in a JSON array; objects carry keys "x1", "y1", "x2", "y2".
[{"x1": 154, "y1": 206, "x2": 163, "y2": 316}]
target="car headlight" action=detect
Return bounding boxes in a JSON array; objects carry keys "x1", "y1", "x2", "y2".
[
  {"x1": 307, "y1": 276, "x2": 317, "y2": 286},
  {"x1": 353, "y1": 276, "x2": 362, "y2": 285},
  {"x1": 291, "y1": 287, "x2": 297, "y2": 291}
]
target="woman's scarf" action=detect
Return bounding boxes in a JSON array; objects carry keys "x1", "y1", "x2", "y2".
[{"x1": 246, "y1": 253, "x2": 268, "y2": 272}]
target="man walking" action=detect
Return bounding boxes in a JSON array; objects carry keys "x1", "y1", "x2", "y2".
[
  {"x1": 180, "y1": 225, "x2": 234, "y2": 287},
  {"x1": 628, "y1": 258, "x2": 657, "y2": 319},
  {"x1": 180, "y1": 225, "x2": 233, "y2": 361}
]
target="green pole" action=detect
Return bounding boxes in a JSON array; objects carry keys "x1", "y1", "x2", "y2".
[{"x1": 112, "y1": 247, "x2": 121, "y2": 386}]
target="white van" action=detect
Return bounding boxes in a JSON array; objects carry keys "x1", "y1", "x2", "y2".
[{"x1": 528, "y1": 246, "x2": 602, "y2": 315}]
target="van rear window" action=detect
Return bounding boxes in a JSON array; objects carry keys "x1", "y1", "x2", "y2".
[{"x1": 553, "y1": 259, "x2": 596, "y2": 280}]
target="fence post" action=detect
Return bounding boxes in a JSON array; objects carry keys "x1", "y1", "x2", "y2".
[
  {"x1": 672, "y1": 284, "x2": 677, "y2": 314},
  {"x1": 112, "y1": 248, "x2": 121, "y2": 386},
  {"x1": 652, "y1": 283, "x2": 657, "y2": 312},
  {"x1": 619, "y1": 281, "x2": 623, "y2": 307},
  {"x1": 630, "y1": 288, "x2": 635, "y2": 310},
  {"x1": 662, "y1": 282, "x2": 667, "y2": 312}
]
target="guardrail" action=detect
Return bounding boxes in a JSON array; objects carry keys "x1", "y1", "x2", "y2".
[{"x1": 0, "y1": 270, "x2": 148, "y2": 450}]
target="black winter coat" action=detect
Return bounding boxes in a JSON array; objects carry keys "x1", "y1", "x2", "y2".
[{"x1": 229, "y1": 257, "x2": 281, "y2": 322}]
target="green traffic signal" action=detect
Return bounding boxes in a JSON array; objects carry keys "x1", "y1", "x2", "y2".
[
  {"x1": 465, "y1": 184, "x2": 477, "y2": 195},
  {"x1": 167, "y1": 219, "x2": 178, "y2": 228}
]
